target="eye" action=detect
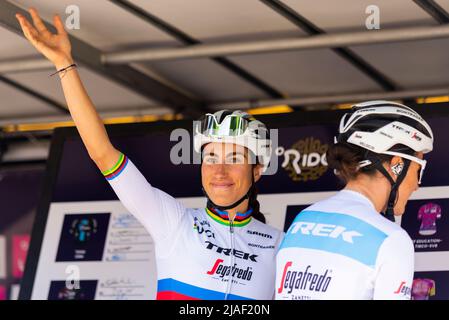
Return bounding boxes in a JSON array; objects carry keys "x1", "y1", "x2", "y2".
[
  {"x1": 203, "y1": 156, "x2": 217, "y2": 164},
  {"x1": 227, "y1": 155, "x2": 245, "y2": 164}
]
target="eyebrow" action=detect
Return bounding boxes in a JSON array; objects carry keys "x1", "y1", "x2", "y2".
[
  {"x1": 226, "y1": 151, "x2": 247, "y2": 158},
  {"x1": 203, "y1": 151, "x2": 247, "y2": 158}
]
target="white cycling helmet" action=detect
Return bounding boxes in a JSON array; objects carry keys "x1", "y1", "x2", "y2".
[
  {"x1": 193, "y1": 110, "x2": 271, "y2": 171},
  {"x1": 337, "y1": 100, "x2": 434, "y2": 183},
  {"x1": 336, "y1": 100, "x2": 434, "y2": 221}
]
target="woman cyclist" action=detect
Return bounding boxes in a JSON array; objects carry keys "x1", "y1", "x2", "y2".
[
  {"x1": 276, "y1": 100, "x2": 433, "y2": 300},
  {"x1": 16, "y1": 8, "x2": 283, "y2": 300}
]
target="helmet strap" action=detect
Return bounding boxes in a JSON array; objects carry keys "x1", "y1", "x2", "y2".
[{"x1": 364, "y1": 152, "x2": 411, "y2": 221}]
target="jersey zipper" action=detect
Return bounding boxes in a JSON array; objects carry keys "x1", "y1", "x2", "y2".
[{"x1": 224, "y1": 217, "x2": 235, "y2": 300}]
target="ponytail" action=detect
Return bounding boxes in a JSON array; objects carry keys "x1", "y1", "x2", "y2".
[{"x1": 249, "y1": 185, "x2": 266, "y2": 223}]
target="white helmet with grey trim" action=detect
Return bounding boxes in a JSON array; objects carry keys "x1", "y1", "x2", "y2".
[
  {"x1": 193, "y1": 110, "x2": 271, "y2": 171},
  {"x1": 337, "y1": 100, "x2": 434, "y2": 181},
  {"x1": 335, "y1": 100, "x2": 435, "y2": 221}
]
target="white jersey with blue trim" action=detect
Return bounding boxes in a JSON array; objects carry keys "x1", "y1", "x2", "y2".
[
  {"x1": 104, "y1": 154, "x2": 284, "y2": 300},
  {"x1": 276, "y1": 190, "x2": 414, "y2": 300}
]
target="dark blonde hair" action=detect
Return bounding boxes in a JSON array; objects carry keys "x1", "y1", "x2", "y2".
[{"x1": 326, "y1": 143, "x2": 393, "y2": 183}]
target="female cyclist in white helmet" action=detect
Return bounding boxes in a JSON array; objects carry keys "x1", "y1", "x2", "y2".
[
  {"x1": 276, "y1": 100, "x2": 434, "y2": 300},
  {"x1": 16, "y1": 8, "x2": 283, "y2": 300}
]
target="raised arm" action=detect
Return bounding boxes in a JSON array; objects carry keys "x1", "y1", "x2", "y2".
[
  {"x1": 16, "y1": 8, "x2": 120, "y2": 170},
  {"x1": 16, "y1": 8, "x2": 186, "y2": 247}
]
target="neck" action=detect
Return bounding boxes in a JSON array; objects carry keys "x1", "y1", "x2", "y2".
[
  {"x1": 345, "y1": 175, "x2": 391, "y2": 213},
  {"x1": 225, "y1": 199, "x2": 251, "y2": 220},
  {"x1": 211, "y1": 198, "x2": 250, "y2": 221}
]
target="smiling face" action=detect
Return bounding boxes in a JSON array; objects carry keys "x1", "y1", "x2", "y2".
[{"x1": 201, "y1": 142, "x2": 262, "y2": 208}]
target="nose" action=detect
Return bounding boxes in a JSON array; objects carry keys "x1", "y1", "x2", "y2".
[{"x1": 213, "y1": 163, "x2": 228, "y2": 176}]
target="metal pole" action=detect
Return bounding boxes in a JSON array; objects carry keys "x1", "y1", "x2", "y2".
[
  {"x1": 6, "y1": 24, "x2": 449, "y2": 73},
  {"x1": 212, "y1": 87, "x2": 449, "y2": 109},
  {"x1": 0, "y1": 58, "x2": 53, "y2": 74},
  {"x1": 104, "y1": 25, "x2": 449, "y2": 63}
]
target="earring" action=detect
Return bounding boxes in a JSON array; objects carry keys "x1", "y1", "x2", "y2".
[{"x1": 391, "y1": 163, "x2": 404, "y2": 176}]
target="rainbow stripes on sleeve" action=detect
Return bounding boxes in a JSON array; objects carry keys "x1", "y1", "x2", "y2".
[{"x1": 102, "y1": 153, "x2": 129, "y2": 181}]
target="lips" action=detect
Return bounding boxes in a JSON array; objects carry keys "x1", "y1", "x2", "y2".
[{"x1": 210, "y1": 182, "x2": 234, "y2": 189}]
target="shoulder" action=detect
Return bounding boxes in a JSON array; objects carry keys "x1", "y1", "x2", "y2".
[
  {"x1": 303, "y1": 193, "x2": 404, "y2": 235},
  {"x1": 381, "y1": 228, "x2": 414, "y2": 253},
  {"x1": 375, "y1": 228, "x2": 414, "y2": 272},
  {"x1": 184, "y1": 207, "x2": 207, "y2": 220}
]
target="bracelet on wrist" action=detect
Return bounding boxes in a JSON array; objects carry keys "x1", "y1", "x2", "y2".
[{"x1": 50, "y1": 63, "x2": 77, "y2": 77}]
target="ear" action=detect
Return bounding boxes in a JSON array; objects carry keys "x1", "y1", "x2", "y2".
[
  {"x1": 253, "y1": 164, "x2": 263, "y2": 183},
  {"x1": 386, "y1": 156, "x2": 404, "y2": 181}
]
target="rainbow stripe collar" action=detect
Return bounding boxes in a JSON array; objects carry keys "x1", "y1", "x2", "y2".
[{"x1": 205, "y1": 207, "x2": 252, "y2": 227}]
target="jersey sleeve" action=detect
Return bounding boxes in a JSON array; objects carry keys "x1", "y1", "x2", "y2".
[
  {"x1": 271, "y1": 231, "x2": 285, "y2": 300},
  {"x1": 103, "y1": 153, "x2": 185, "y2": 245},
  {"x1": 373, "y1": 230, "x2": 415, "y2": 300},
  {"x1": 275, "y1": 231, "x2": 285, "y2": 251}
]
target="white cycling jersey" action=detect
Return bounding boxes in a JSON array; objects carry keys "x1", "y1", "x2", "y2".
[
  {"x1": 276, "y1": 190, "x2": 414, "y2": 300},
  {"x1": 103, "y1": 154, "x2": 284, "y2": 300}
]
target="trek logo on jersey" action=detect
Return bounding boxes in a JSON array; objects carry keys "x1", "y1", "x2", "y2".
[
  {"x1": 193, "y1": 217, "x2": 215, "y2": 239},
  {"x1": 277, "y1": 262, "x2": 332, "y2": 295},
  {"x1": 288, "y1": 221, "x2": 362, "y2": 244},
  {"x1": 206, "y1": 259, "x2": 253, "y2": 281},
  {"x1": 205, "y1": 241, "x2": 258, "y2": 262},
  {"x1": 394, "y1": 281, "x2": 412, "y2": 298}
]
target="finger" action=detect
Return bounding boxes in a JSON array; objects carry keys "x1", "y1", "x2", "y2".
[
  {"x1": 16, "y1": 14, "x2": 38, "y2": 37},
  {"x1": 29, "y1": 7, "x2": 50, "y2": 35},
  {"x1": 53, "y1": 15, "x2": 67, "y2": 36},
  {"x1": 16, "y1": 14, "x2": 39, "y2": 40},
  {"x1": 16, "y1": 18, "x2": 43, "y2": 53}
]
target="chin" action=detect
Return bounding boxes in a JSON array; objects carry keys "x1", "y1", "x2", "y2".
[{"x1": 208, "y1": 196, "x2": 235, "y2": 208}]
